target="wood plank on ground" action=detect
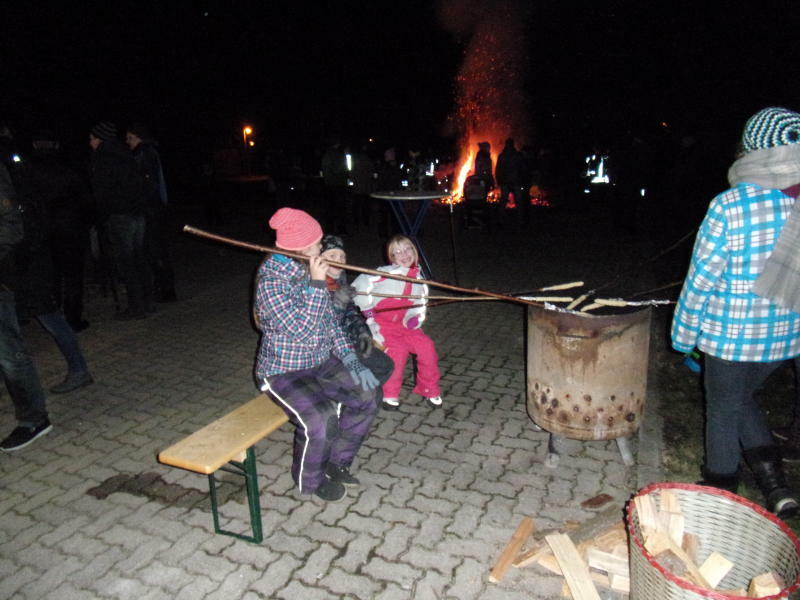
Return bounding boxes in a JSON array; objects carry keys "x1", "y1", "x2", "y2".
[
  {"x1": 545, "y1": 533, "x2": 602, "y2": 600},
  {"x1": 488, "y1": 517, "x2": 535, "y2": 583}
]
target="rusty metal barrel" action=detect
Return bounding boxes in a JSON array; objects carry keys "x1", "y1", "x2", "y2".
[{"x1": 526, "y1": 305, "x2": 652, "y2": 441}]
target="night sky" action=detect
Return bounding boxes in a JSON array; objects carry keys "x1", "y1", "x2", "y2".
[{"x1": 3, "y1": 1, "x2": 800, "y2": 165}]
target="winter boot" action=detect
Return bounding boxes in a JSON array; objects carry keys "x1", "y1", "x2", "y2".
[
  {"x1": 744, "y1": 446, "x2": 800, "y2": 520},
  {"x1": 778, "y1": 414, "x2": 800, "y2": 463},
  {"x1": 697, "y1": 468, "x2": 740, "y2": 494}
]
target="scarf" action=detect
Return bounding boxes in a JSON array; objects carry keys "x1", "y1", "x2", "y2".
[{"x1": 729, "y1": 145, "x2": 800, "y2": 313}]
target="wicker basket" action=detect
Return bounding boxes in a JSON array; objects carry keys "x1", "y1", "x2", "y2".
[{"x1": 627, "y1": 483, "x2": 800, "y2": 599}]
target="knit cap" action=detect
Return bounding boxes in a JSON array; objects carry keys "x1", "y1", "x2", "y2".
[
  {"x1": 742, "y1": 107, "x2": 800, "y2": 152},
  {"x1": 320, "y1": 234, "x2": 345, "y2": 254},
  {"x1": 268, "y1": 208, "x2": 323, "y2": 251},
  {"x1": 127, "y1": 122, "x2": 153, "y2": 142},
  {"x1": 90, "y1": 121, "x2": 117, "y2": 141}
]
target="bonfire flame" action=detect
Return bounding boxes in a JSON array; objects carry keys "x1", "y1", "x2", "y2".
[{"x1": 439, "y1": 0, "x2": 531, "y2": 205}]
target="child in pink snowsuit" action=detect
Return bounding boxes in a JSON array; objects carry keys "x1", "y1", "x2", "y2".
[{"x1": 353, "y1": 235, "x2": 442, "y2": 410}]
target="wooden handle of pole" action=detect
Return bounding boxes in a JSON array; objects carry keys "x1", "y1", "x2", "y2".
[{"x1": 183, "y1": 225, "x2": 544, "y2": 307}]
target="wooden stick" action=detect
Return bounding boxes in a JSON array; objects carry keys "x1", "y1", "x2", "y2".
[
  {"x1": 358, "y1": 291, "x2": 574, "y2": 303},
  {"x1": 539, "y1": 281, "x2": 584, "y2": 291},
  {"x1": 489, "y1": 517, "x2": 535, "y2": 583},
  {"x1": 184, "y1": 225, "x2": 544, "y2": 307},
  {"x1": 566, "y1": 294, "x2": 589, "y2": 311},
  {"x1": 545, "y1": 533, "x2": 602, "y2": 600}
]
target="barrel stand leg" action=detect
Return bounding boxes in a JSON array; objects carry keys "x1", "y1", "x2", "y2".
[
  {"x1": 616, "y1": 436, "x2": 635, "y2": 467},
  {"x1": 207, "y1": 446, "x2": 263, "y2": 543},
  {"x1": 545, "y1": 433, "x2": 566, "y2": 469}
]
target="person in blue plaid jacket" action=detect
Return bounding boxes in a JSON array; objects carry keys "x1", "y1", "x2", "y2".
[
  {"x1": 671, "y1": 107, "x2": 800, "y2": 519},
  {"x1": 254, "y1": 208, "x2": 379, "y2": 503}
]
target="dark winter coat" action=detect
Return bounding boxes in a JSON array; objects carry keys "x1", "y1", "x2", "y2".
[
  {"x1": 131, "y1": 142, "x2": 168, "y2": 213},
  {"x1": 0, "y1": 164, "x2": 23, "y2": 291},
  {"x1": 329, "y1": 273, "x2": 372, "y2": 355},
  {"x1": 89, "y1": 139, "x2": 144, "y2": 223},
  {"x1": 28, "y1": 153, "x2": 93, "y2": 236},
  {"x1": 11, "y1": 163, "x2": 58, "y2": 318},
  {"x1": 474, "y1": 148, "x2": 494, "y2": 187},
  {"x1": 495, "y1": 144, "x2": 524, "y2": 186}
]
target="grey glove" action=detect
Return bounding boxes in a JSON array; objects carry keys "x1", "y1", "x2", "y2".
[
  {"x1": 332, "y1": 284, "x2": 356, "y2": 310},
  {"x1": 342, "y1": 353, "x2": 379, "y2": 391},
  {"x1": 357, "y1": 331, "x2": 374, "y2": 358}
]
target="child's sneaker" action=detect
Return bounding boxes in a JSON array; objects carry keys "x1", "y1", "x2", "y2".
[
  {"x1": 382, "y1": 397, "x2": 400, "y2": 411},
  {"x1": 326, "y1": 463, "x2": 360, "y2": 487},
  {"x1": 313, "y1": 479, "x2": 347, "y2": 503},
  {"x1": 426, "y1": 396, "x2": 443, "y2": 408}
]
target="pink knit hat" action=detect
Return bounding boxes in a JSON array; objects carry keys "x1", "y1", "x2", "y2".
[{"x1": 268, "y1": 208, "x2": 323, "y2": 251}]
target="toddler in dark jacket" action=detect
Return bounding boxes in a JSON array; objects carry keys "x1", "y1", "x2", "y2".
[{"x1": 319, "y1": 235, "x2": 394, "y2": 397}]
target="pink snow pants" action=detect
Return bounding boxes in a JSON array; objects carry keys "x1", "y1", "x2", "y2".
[{"x1": 381, "y1": 325, "x2": 441, "y2": 399}]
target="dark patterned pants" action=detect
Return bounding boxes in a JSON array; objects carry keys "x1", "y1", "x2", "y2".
[{"x1": 263, "y1": 356, "x2": 378, "y2": 494}]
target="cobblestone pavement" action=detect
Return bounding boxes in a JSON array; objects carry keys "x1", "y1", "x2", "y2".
[{"x1": 0, "y1": 196, "x2": 667, "y2": 599}]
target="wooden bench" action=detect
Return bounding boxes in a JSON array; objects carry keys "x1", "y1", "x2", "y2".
[{"x1": 158, "y1": 393, "x2": 289, "y2": 543}]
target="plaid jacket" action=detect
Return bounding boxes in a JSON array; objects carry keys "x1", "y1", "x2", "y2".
[
  {"x1": 671, "y1": 182, "x2": 800, "y2": 362},
  {"x1": 254, "y1": 254, "x2": 353, "y2": 379}
]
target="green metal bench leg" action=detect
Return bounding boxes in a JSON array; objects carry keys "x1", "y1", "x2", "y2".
[{"x1": 208, "y1": 446, "x2": 263, "y2": 543}]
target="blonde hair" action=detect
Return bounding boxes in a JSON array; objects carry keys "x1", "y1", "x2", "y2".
[{"x1": 386, "y1": 234, "x2": 418, "y2": 266}]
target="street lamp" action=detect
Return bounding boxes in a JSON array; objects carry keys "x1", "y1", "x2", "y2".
[{"x1": 241, "y1": 126, "x2": 254, "y2": 175}]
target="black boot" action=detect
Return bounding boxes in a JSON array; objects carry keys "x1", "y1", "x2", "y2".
[
  {"x1": 697, "y1": 468, "x2": 739, "y2": 494},
  {"x1": 780, "y1": 415, "x2": 800, "y2": 463},
  {"x1": 744, "y1": 446, "x2": 800, "y2": 520}
]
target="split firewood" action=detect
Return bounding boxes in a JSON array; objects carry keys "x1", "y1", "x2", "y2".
[
  {"x1": 634, "y1": 494, "x2": 660, "y2": 533},
  {"x1": 545, "y1": 533, "x2": 602, "y2": 600},
  {"x1": 611, "y1": 543, "x2": 628, "y2": 558},
  {"x1": 537, "y1": 551, "x2": 564, "y2": 575},
  {"x1": 536, "y1": 538, "x2": 594, "y2": 575},
  {"x1": 488, "y1": 517, "x2": 535, "y2": 583},
  {"x1": 654, "y1": 549, "x2": 689, "y2": 578},
  {"x1": 609, "y1": 573, "x2": 630, "y2": 594},
  {"x1": 660, "y1": 511, "x2": 685, "y2": 547},
  {"x1": 682, "y1": 532, "x2": 700, "y2": 564},
  {"x1": 698, "y1": 551, "x2": 734, "y2": 589},
  {"x1": 644, "y1": 530, "x2": 672, "y2": 557},
  {"x1": 561, "y1": 572, "x2": 613, "y2": 599},
  {"x1": 644, "y1": 530, "x2": 712, "y2": 589},
  {"x1": 585, "y1": 547, "x2": 628, "y2": 577},
  {"x1": 748, "y1": 571, "x2": 784, "y2": 597},
  {"x1": 592, "y1": 521, "x2": 627, "y2": 552},
  {"x1": 659, "y1": 489, "x2": 682, "y2": 513},
  {"x1": 512, "y1": 540, "x2": 548, "y2": 568}
]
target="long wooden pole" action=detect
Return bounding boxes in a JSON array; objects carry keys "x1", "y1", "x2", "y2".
[{"x1": 184, "y1": 225, "x2": 543, "y2": 307}]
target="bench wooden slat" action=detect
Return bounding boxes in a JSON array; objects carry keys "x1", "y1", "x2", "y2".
[{"x1": 158, "y1": 394, "x2": 288, "y2": 474}]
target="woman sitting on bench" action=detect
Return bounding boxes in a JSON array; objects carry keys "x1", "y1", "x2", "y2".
[{"x1": 254, "y1": 207, "x2": 380, "y2": 503}]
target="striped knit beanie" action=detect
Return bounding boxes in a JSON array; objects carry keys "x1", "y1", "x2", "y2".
[
  {"x1": 268, "y1": 207, "x2": 323, "y2": 251},
  {"x1": 742, "y1": 107, "x2": 800, "y2": 152},
  {"x1": 90, "y1": 121, "x2": 117, "y2": 141},
  {"x1": 320, "y1": 234, "x2": 345, "y2": 254}
]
